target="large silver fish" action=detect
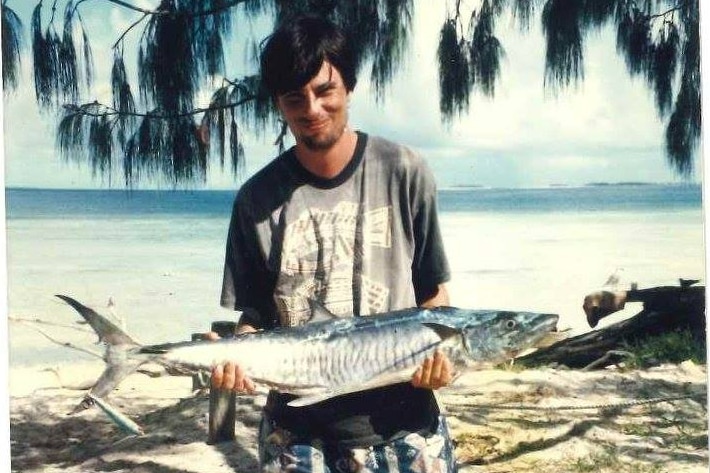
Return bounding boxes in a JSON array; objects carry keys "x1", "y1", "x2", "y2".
[{"x1": 57, "y1": 295, "x2": 558, "y2": 410}]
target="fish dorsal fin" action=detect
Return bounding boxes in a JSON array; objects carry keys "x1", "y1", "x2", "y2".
[
  {"x1": 139, "y1": 345, "x2": 170, "y2": 355},
  {"x1": 422, "y1": 322, "x2": 460, "y2": 340},
  {"x1": 307, "y1": 299, "x2": 339, "y2": 323}
]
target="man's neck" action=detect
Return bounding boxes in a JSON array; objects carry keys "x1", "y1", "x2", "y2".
[{"x1": 294, "y1": 130, "x2": 358, "y2": 179}]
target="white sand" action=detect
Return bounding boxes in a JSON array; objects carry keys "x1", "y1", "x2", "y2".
[
  {"x1": 9, "y1": 358, "x2": 708, "y2": 472},
  {"x1": 6, "y1": 189, "x2": 706, "y2": 471}
]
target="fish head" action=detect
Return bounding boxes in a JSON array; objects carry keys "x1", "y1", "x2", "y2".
[{"x1": 460, "y1": 310, "x2": 559, "y2": 365}]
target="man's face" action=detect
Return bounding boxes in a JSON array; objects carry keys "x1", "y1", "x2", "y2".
[{"x1": 276, "y1": 61, "x2": 350, "y2": 152}]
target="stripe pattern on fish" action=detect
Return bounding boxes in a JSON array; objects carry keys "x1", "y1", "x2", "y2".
[{"x1": 56, "y1": 295, "x2": 558, "y2": 410}]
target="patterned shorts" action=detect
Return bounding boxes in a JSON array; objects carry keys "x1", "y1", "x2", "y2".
[{"x1": 258, "y1": 413, "x2": 458, "y2": 473}]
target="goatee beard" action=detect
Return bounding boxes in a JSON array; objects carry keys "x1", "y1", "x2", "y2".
[{"x1": 300, "y1": 126, "x2": 346, "y2": 151}]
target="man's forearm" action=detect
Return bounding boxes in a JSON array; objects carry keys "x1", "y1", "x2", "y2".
[{"x1": 420, "y1": 284, "x2": 449, "y2": 308}]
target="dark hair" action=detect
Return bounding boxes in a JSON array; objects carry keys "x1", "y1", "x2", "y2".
[{"x1": 260, "y1": 15, "x2": 358, "y2": 97}]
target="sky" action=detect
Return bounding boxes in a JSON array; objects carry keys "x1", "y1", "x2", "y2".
[{"x1": 0, "y1": 0, "x2": 705, "y2": 189}]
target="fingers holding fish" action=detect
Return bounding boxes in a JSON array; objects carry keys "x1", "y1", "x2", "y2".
[
  {"x1": 204, "y1": 331, "x2": 220, "y2": 341},
  {"x1": 207, "y1": 328, "x2": 257, "y2": 394},
  {"x1": 222, "y1": 361, "x2": 237, "y2": 390},
  {"x1": 411, "y1": 350, "x2": 453, "y2": 390},
  {"x1": 431, "y1": 350, "x2": 453, "y2": 389},
  {"x1": 233, "y1": 362, "x2": 257, "y2": 394},
  {"x1": 211, "y1": 363, "x2": 225, "y2": 389},
  {"x1": 211, "y1": 361, "x2": 256, "y2": 393}
]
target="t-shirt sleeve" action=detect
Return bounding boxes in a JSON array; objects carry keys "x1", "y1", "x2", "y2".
[
  {"x1": 220, "y1": 193, "x2": 277, "y2": 329},
  {"x1": 410, "y1": 159, "x2": 451, "y2": 305}
]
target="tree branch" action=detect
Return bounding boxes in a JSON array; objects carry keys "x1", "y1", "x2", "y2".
[
  {"x1": 67, "y1": 0, "x2": 252, "y2": 51},
  {"x1": 49, "y1": 0, "x2": 60, "y2": 24},
  {"x1": 103, "y1": 0, "x2": 249, "y2": 17},
  {"x1": 9, "y1": 315, "x2": 95, "y2": 334},
  {"x1": 103, "y1": 0, "x2": 162, "y2": 15},
  {"x1": 11, "y1": 318, "x2": 104, "y2": 360},
  {"x1": 40, "y1": 366, "x2": 96, "y2": 390},
  {"x1": 66, "y1": 94, "x2": 258, "y2": 119},
  {"x1": 111, "y1": 12, "x2": 149, "y2": 49},
  {"x1": 648, "y1": 6, "x2": 682, "y2": 21}
]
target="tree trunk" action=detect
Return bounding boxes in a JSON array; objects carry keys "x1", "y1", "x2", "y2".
[{"x1": 518, "y1": 284, "x2": 705, "y2": 369}]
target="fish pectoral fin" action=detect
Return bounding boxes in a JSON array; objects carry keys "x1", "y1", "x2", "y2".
[
  {"x1": 286, "y1": 369, "x2": 414, "y2": 408},
  {"x1": 286, "y1": 392, "x2": 334, "y2": 407},
  {"x1": 421, "y1": 323, "x2": 461, "y2": 340},
  {"x1": 307, "y1": 299, "x2": 339, "y2": 323}
]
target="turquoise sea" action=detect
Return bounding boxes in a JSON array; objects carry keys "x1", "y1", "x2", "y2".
[{"x1": 5, "y1": 184, "x2": 705, "y2": 366}]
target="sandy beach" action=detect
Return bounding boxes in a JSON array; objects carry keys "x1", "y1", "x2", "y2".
[
  {"x1": 8, "y1": 356, "x2": 708, "y2": 473},
  {"x1": 6, "y1": 186, "x2": 706, "y2": 472}
]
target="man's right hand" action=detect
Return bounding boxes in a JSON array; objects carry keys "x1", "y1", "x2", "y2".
[{"x1": 206, "y1": 329, "x2": 257, "y2": 394}]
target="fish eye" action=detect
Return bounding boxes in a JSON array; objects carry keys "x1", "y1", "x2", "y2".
[{"x1": 504, "y1": 319, "x2": 517, "y2": 330}]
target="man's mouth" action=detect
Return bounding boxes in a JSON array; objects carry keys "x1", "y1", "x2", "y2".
[{"x1": 301, "y1": 119, "x2": 328, "y2": 132}]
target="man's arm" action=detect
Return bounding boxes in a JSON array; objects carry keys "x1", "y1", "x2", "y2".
[{"x1": 419, "y1": 283, "x2": 449, "y2": 308}]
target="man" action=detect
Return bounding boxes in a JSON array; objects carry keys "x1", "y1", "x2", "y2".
[{"x1": 214, "y1": 15, "x2": 457, "y2": 473}]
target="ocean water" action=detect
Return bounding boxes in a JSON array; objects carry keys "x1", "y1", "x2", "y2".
[{"x1": 5, "y1": 184, "x2": 705, "y2": 366}]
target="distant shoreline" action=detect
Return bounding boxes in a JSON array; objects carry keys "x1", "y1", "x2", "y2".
[
  {"x1": 583, "y1": 181, "x2": 654, "y2": 187},
  {"x1": 445, "y1": 181, "x2": 700, "y2": 191},
  {"x1": 6, "y1": 181, "x2": 702, "y2": 193}
]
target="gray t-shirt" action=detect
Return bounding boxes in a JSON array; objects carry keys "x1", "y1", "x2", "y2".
[
  {"x1": 221, "y1": 132, "x2": 450, "y2": 327},
  {"x1": 220, "y1": 132, "x2": 450, "y2": 447}
]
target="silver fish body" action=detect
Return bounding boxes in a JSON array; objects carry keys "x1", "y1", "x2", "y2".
[
  {"x1": 149, "y1": 312, "x2": 455, "y2": 403},
  {"x1": 57, "y1": 296, "x2": 558, "y2": 408}
]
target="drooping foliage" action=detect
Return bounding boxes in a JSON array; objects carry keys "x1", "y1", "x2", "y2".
[
  {"x1": 541, "y1": 0, "x2": 584, "y2": 89},
  {"x1": 29, "y1": 1, "x2": 93, "y2": 107},
  {"x1": 437, "y1": 0, "x2": 506, "y2": 119},
  {"x1": 438, "y1": 0, "x2": 700, "y2": 176},
  {"x1": 470, "y1": 0, "x2": 505, "y2": 96},
  {"x1": 1, "y1": 0, "x2": 702, "y2": 185},
  {"x1": 2, "y1": 2, "x2": 24, "y2": 92},
  {"x1": 5, "y1": 0, "x2": 416, "y2": 187},
  {"x1": 437, "y1": 19, "x2": 471, "y2": 121}
]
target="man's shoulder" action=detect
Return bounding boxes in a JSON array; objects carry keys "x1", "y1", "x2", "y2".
[
  {"x1": 365, "y1": 134, "x2": 417, "y2": 157},
  {"x1": 237, "y1": 152, "x2": 292, "y2": 198},
  {"x1": 364, "y1": 134, "x2": 430, "y2": 175},
  {"x1": 231, "y1": 150, "x2": 295, "y2": 217}
]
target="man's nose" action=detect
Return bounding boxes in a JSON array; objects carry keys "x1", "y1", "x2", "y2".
[{"x1": 303, "y1": 93, "x2": 321, "y2": 117}]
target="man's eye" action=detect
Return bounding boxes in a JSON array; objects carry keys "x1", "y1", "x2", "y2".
[
  {"x1": 283, "y1": 96, "x2": 303, "y2": 106},
  {"x1": 318, "y1": 87, "x2": 337, "y2": 98}
]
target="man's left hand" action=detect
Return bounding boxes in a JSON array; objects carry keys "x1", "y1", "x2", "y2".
[{"x1": 411, "y1": 349, "x2": 453, "y2": 390}]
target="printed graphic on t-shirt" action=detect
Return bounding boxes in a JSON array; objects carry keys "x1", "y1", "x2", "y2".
[{"x1": 276, "y1": 201, "x2": 392, "y2": 326}]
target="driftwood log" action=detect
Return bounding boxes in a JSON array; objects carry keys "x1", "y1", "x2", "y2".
[{"x1": 519, "y1": 281, "x2": 705, "y2": 369}]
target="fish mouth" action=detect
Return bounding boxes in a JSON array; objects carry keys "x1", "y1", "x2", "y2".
[
  {"x1": 537, "y1": 313, "x2": 559, "y2": 333},
  {"x1": 509, "y1": 313, "x2": 561, "y2": 358}
]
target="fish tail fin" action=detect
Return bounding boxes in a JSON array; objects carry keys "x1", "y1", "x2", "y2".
[
  {"x1": 67, "y1": 349, "x2": 146, "y2": 414},
  {"x1": 57, "y1": 295, "x2": 147, "y2": 414},
  {"x1": 56, "y1": 294, "x2": 141, "y2": 346}
]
